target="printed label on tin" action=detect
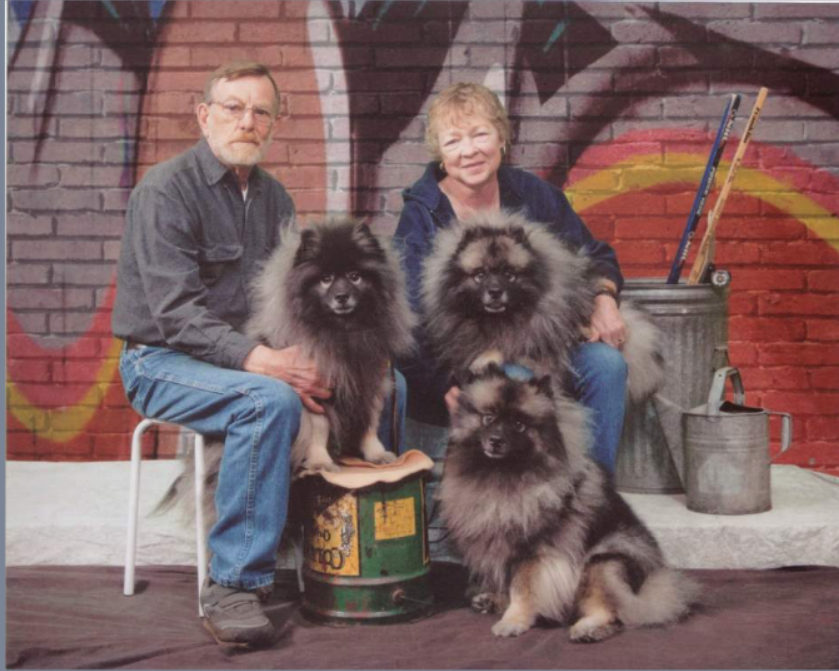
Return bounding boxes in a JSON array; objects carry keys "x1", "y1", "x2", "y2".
[
  {"x1": 307, "y1": 492, "x2": 360, "y2": 576},
  {"x1": 374, "y1": 497, "x2": 416, "y2": 541}
]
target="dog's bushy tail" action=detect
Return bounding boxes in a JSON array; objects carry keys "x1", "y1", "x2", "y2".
[
  {"x1": 620, "y1": 300, "x2": 665, "y2": 403},
  {"x1": 151, "y1": 439, "x2": 222, "y2": 527},
  {"x1": 612, "y1": 567, "x2": 700, "y2": 627}
]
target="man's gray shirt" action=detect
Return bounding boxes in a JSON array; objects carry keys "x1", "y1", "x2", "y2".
[{"x1": 112, "y1": 138, "x2": 295, "y2": 370}]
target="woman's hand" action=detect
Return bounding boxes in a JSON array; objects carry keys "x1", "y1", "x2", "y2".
[
  {"x1": 243, "y1": 344, "x2": 332, "y2": 413},
  {"x1": 588, "y1": 294, "x2": 626, "y2": 349}
]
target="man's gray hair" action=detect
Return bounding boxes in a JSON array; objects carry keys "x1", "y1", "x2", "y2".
[{"x1": 204, "y1": 60, "x2": 281, "y2": 113}]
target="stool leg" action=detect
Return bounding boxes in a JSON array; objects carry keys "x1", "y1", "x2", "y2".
[
  {"x1": 124, "y1": 418, "x2": 155, "y2": 596},
  {"x1": 194, "y1": 433, "x2": 208, "y2": 617}
]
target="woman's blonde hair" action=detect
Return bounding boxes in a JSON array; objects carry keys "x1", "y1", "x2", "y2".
[{"x1": 425, "y1": 82, "x2": 511, "y2": 162}]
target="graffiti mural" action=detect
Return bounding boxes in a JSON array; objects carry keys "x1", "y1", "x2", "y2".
[{"x1": 6, "y1": 1, "x2": 839, "y2": 469}]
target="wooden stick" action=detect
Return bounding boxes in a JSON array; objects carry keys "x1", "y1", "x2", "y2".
[
  {"x1": 667, "y1": 94, "x2": 740, "y2": 284},
  {"x1": 687, "y1": 87, "x2": 769, "y2": 285}
]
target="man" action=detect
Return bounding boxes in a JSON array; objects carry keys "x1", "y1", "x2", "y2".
[{"x1": 113, "y1": 61, "x2": 402, "y2": 648}]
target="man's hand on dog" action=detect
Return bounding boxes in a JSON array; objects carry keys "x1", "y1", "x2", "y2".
[{"x1": 243, "y1": 344, "x2": 332, "y2": 413}]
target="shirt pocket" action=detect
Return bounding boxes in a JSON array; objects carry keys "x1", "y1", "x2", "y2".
[{"x1": 198, "y1": 243, "x2": 243, "y2": 286}]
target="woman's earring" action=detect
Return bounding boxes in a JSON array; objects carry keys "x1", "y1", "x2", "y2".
[{"x1": 439, "y1": 161, "x2": 446, "y2": 172}]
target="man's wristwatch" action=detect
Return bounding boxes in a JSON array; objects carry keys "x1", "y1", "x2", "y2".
[{"x1": 594, "y1": 286, "x2": 621, "y2": 307}]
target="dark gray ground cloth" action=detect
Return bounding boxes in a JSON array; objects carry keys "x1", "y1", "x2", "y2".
[{"x1": 6, "y1": 564, "x2": 839, "y2": 669}]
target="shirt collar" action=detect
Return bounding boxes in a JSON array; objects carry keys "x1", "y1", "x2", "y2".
[{"x1": 194, "y1": 137, "x2": 265, "y2": 194}]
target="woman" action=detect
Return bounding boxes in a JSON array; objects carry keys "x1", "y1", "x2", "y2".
[{"x1": 396, "y1": 82, "x2": 628, "y2": 471}]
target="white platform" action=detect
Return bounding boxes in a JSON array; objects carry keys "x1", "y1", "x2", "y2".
[{"x1": 6, "y1": 461, "x2": 839, "y2": 570}]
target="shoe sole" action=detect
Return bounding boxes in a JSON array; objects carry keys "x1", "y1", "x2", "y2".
[{"x1": 202, "y1": 618, "x2": 261, "y2": 649}]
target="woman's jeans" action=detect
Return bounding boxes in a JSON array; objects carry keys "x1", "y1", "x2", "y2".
[
  {"x1": 119, "y1": 345, "x2": 406, "y2": 590},
  {"x1": 567, "y1": 342, "x2": 628, "y2": 472}
]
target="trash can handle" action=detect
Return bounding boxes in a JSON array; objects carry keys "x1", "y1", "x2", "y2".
[{"x1": 707, "y1": 367, "x2": 746, "y2": 413}]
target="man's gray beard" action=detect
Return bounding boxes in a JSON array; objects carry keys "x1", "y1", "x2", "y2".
[{"x1": 213, "y1": 139, "x2": 270, "y2": 168}]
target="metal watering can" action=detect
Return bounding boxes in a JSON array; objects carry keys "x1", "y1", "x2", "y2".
[{"x1": 652, "y1": 367, "x2": 792, "y2": 515}]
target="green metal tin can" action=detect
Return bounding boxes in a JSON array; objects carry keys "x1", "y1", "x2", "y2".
[{"x1": 301, "y1": 472, "x2": 434, "y2": 625}]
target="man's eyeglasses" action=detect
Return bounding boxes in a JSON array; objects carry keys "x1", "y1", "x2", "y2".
[{"x1": 210, "y1": 101, "x2": 275, "y2": 126}]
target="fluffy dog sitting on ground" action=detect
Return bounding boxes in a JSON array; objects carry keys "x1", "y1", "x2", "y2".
[
  {"x1": 439, "y1": 359, "x2": 698, "y2": 642},
  {"x1": 158, "y1": 219, "x2": 415, "y2": 521},
  {"x1": 421, "y1": 209, "x2": 664, "y2": 402}
]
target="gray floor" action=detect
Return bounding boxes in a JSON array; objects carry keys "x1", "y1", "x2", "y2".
[{"x1": 7, "y1": 461, "x2": 839, "y2": 570}]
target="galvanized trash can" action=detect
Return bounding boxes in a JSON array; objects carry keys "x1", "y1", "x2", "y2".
[
  {"x1": 301, "y1": 450, "x2": 435, "y2": 624},
  {"x1": 616, "y1": 279, "x2": 730, "y2": 494}
]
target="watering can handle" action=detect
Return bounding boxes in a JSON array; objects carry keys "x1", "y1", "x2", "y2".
[
  {"x1": 707, "y1": 366, "x2": 746, "y2": 413},
  {"x1": 769, "y1": 412, "x2": 793, "y2": 460}
]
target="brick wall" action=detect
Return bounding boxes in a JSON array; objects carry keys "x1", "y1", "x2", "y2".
[{"x1": 6, "y1": 1, "x2": 839, "y2": 471}]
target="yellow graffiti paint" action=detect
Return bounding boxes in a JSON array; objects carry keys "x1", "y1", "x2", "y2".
[
  {"x1": 566, "y1": 153, "x2": 839, "y2": 253},
  {"x1": 6, "y1": 337, "x2": 123, "y2": 443}
]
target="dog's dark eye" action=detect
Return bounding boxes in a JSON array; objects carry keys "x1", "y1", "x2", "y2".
[
  {"x1": 481, "y1": 413, "x2": 496, "y2": 426},
  {"x1": 320, "y1": 274, "x2": 334, "y2": 286},
  {"x1": 347, "y1": 271, "x2": 362, "y2": 284},
  {"x1": 473, "y1": 270, "x2": 487, "y2": 283},
  {"x1": 513, "y1": 420, "x2": 527, "y2": 433}
]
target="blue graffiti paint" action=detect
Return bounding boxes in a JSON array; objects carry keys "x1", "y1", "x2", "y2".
[
  {"x1": 148, "y1": 0, "x2": 167, "y2": 22},
  {"x1": 10, "y1": 0, "x2": 34, "y2": 25}
]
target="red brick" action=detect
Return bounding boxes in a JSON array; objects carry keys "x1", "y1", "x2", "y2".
[
  {"x1": 774, "y1": 442, "x2": 839, "y2": 468},
  {"x1": 707, "y1": 20, "x2": 803, "y2": 44},
  {"x1": 761, "y1": 391, "x2": 839, "y2": 415},
  {"x1": 11, "y1": 141, "x2": 101, "y2": 164},
  {"x1": 730, "y1": 316, "x2": 807, "y2": 342},
  {"x1": 6, "y1": 359, "x2": 52, "y2": 382},
  {"x1": 759, "y1": 293, "x2": 839, "y2": 317},
  {"x1": 7, "y1": 288, "x2": 94, "y2": 311},
  {"x1": 12, "y1": 240, "x2": 101, "y2": 261},
  {"x1": 243, "y1": 22, "x2": 320, "y2": 45},
  {"x1": 811, "y1": 368, "x2": 839, "y2": 390},
  {"x1": 728, "y1": 343, "x2": 759, "y2": 365},
  {"x1": 805, "y1": 417, "x2": 839, "y2": 441},
  {"x1": 759, "y1": 343, "x2": 839, "y2": 366},
  {"x1": 59, "y1": 167, "x2": 128, "y2": 189},
  {"x1": 738, "y1": 365, "x2": 810, "y2": 391},
  {"x1": 727, "y1": 269, "x2": 806, "y2": 292},
  {"x1": 91, "y1": 433, "x2": 133, "y2": 459},
  {"x1": 190, "y1": 2, "x2": 281, "y2": 19},
  {"x1": 612, "y1": 241, "x2": 666, "y2": 264},
  {"x1": 162, "y1": 21, "x2": 236, "y2": 43},
  {"x1": 755, "y1": 4, "x2": 839, "y2": 18},
  {"x1": 49, "y1": 311, "x2": 109, "y2": 335},
  {"x1": 727, "y1": 292, "x2": 758, "y2": 317},
  {"x1": 6, "y1": 263, "x2": 50, "y2": 285},
  {"x1": 6, "y1": 213, "x2": 54, "y2": 236},
  {"x1": 807, "y1": 270, "x2": 839, "y2": 292},
  {"x1": 808, "y1": 319, "x2": 839, "y2": 342}
]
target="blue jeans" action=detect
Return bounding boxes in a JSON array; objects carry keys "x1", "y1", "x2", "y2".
[
  {"x1": 567, "y1": 342, "x2": 628, "y2": 473},
  {"x1": 119, "y1": 345, "x2": 406, "y2": 590}
]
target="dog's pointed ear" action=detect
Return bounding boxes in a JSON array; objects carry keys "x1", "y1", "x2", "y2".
[
  {"x1": 294, "y1": 228, "x2": 319, "y2": 266},
  {"x1": 510, "y1": 226, "x2": 530, "y2": 247},
  {"x1": 353, "y1": 222, "x2": 386, "y2": 260},
  {"x1": 529, "y1": 374, "x2": 554, "y2": 398}
]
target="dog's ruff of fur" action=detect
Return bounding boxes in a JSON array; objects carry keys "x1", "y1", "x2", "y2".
[
  {"x1": 439, "y1": 363, "x2": 698, "y2": 642},
  {"x1": 421, "y1": 209, "x2": 664, "y2": 402}
]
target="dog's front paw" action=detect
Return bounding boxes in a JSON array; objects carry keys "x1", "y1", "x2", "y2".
[
  {"x1": 368, "y1": 451, "x2": 397, "y2": 465},
  {"x1": 471, "y1": 592, "x2": 505, "y2": 614},
  {"x1": 569, "y1": 618, "x2": 620, "y2": 644},
  {"x1": 491, "y1": 617, "x2": 531, "y2": 638},
  {"x1": 470, "y1": 350, "x2": 505, "y2": 374},
  {"x1": 302, "y1": 458, "x2": 340, "y2": 475}
]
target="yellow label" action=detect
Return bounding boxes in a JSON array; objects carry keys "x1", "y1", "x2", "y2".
[
  {"x1": 306, "y1": 492, "x2": 360, "y2": 576},
  {"x1": 374, "y1": 497, "x2": 416, "y2": 541}
]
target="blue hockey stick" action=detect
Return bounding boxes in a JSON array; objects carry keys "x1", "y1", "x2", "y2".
[{"x1": 666, "y1": 94, "x2": 741, "y2": 284}]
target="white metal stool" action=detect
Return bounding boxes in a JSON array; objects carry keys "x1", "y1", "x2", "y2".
[{"x1": 123, "y1": 418, "x2": 208, "y2": 616}]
